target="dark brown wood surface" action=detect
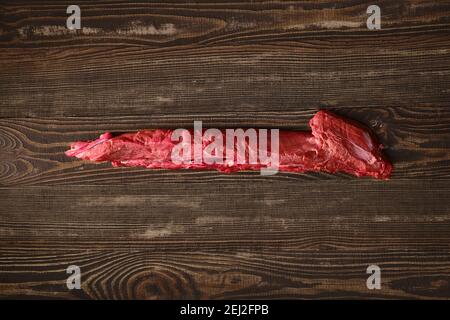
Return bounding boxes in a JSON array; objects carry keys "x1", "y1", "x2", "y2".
[{"x1": 1, "y1": 0, "x2": 450, "y2": 299}]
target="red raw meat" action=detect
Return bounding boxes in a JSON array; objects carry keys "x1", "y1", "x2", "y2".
[{"x1": 65, "y1": 110, "x2": 392, "y2": 179}]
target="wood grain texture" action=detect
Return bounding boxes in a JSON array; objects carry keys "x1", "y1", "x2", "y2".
[
  {"x1": 0, "y1": 182, "x2": 450, "y2": 299},
  {"x1": 0, "y1": 0, "x2": 450, "y2": 299},
  {"x1": 2, "y1": 181, "x2": 450, "y2": 250},
  {"x1": 1, "y1": 0, "x2": 449, "y2": 48},
  {"x1": 1, "y1": 40, "x2": 450, "y2": 118},
  {"x1": 1, "y1": 249, "x2": 449, "y2": 299},
  {"x1": 1, "y1": 0, "x2": 450, "y2": 117}
]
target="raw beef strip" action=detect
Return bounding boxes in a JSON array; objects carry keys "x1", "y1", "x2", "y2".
[{"x1": 65, "y1": 110, "x2": 392, "y2": 179}]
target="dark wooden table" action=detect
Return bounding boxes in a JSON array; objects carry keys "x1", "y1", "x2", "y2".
[{"x1": 1, "y1": 0, "x2": 449, "y2": 299}]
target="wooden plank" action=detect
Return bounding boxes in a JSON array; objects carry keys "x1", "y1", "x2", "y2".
[
  {"x1": 0, "y1": 1, "x2": 449, "y2": 118},
  {"x1": 1, "y1": 181, "x2": 450, "y2": 251},
  {"x1": 0, "y1": 248, "x2": 449, "y2": 299},
  {"x1": 1, "y1": 0, "x2": 449, "y2": 48},
  {"x1": 0, "y1": 181, "x2": 449, "y2": 299},
  {"x1": 0, "y1": 106, "x2": 449, "y2": 186},
  {"x1": 1, "y1": 41, "x2": 450, "y2": 118},
  {"x1": 0, "y1": 179, "x2": 450, "y2": 251}
]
